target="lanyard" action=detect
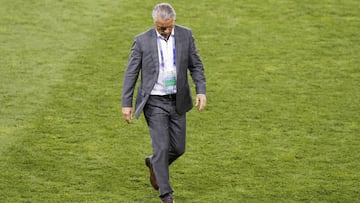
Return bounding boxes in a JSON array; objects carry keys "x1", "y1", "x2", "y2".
[{"x1": 157, "y1": 36, "x2": 176, "y2": 68}]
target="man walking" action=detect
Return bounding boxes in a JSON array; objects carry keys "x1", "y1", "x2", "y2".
[{"x1": 121, "y1": 3, "x2": 206, "y2": 202}]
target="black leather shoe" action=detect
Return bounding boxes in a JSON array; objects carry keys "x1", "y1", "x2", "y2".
[
  {"x1": 145, "y1": 157, "x2": 159, "y2": 190},
  {"x1": 162, "y1": 197, "x2": 174, "y2": 203}
]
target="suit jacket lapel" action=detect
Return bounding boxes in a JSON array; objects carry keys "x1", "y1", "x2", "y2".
[
  {"x1": 175, "y1": 26, "x2": 182, "y2": 75},
  {"x1": 150, "y1": 29, "x2": 160, "y2": 74}
]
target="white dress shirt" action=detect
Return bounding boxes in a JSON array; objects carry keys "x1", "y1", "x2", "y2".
[{"x1": 151, "y1": 28, "x2": 177, "y2": 95}]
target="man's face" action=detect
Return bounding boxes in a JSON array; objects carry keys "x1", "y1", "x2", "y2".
[{"x1": 155, "y1": 17, "x2": 175, "y2": 39}]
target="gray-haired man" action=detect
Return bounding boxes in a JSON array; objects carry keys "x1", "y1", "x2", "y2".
[{"x1": 121, "y1": 3, "x2": 206, "y2": 202}]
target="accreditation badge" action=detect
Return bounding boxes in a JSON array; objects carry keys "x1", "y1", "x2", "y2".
[{"x1": 164, "y1": 69, "x2": 176, "y2": 94}]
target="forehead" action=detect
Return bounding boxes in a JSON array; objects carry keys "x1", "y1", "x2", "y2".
[{"x1": 155, "y1": 17, "x2": 175, "y2": 25}]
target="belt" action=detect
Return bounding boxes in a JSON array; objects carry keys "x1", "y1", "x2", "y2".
[{"x1": 151, "y1": 94, "x2": 176, "y2": 100}]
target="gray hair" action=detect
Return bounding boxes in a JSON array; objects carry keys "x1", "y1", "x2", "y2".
[{"x1": 152, "y1": 3, "x2": 176, "y2": 22}]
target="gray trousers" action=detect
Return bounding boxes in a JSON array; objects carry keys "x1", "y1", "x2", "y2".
[{"x1": 143, "y1": 95, "x2": 186, "y2": 197}]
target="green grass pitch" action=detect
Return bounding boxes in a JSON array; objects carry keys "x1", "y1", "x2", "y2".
[{"x1": 1, "y1": 0, "x2": 359, "y2": 202}]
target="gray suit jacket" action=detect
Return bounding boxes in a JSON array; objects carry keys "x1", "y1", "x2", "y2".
[{"x1": 121, "y1": 25, "x2": 206, "y2": 118}]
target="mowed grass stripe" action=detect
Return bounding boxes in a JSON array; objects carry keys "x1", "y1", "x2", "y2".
[
  {"x1": 0, "y1": 0, "x2": 121, "y2": 152},
  {"x1": 0, "y1": 1, "x2": 150, "y2": 202}
]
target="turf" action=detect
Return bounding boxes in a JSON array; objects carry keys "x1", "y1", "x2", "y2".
[{"x1": 1, "y1": 0, "x2": 359, "y2": 202}]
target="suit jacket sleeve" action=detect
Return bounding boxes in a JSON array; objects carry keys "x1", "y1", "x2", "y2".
[
  {"x1": 121, "y1": 39, "x2": 142, "y2": 107},
  {"x1": 188, "y1": 31, "x2": 206, "y2": 95}
]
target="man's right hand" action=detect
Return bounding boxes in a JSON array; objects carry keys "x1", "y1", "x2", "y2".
[{"x1": 122, "y1": 107, "x2": 133, "y2": 124}]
